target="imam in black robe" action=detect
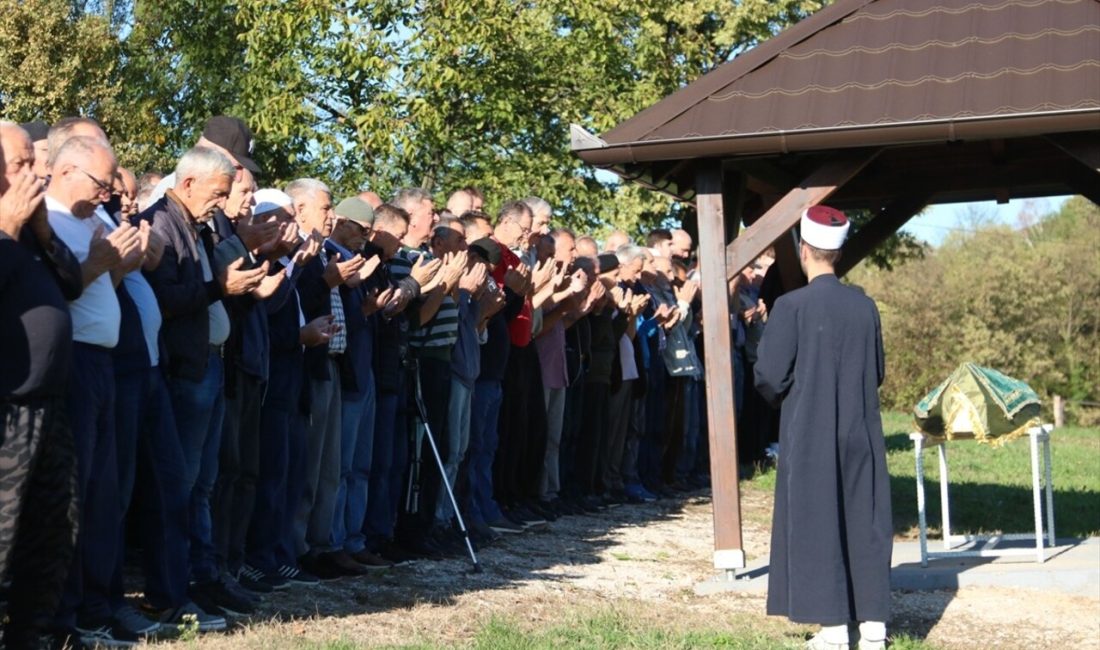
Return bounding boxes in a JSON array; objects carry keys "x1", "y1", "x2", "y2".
[{"x1": 754, "y1": 273, "x2": 892, "y2": 625}]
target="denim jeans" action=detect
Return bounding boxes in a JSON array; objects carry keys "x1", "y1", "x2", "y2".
[
  {"x1": 466, "y1": 379, "x2": 504, "y2": 525},
  {"x1": 112, "y1": 367, "x2": 190, "y2": 610},
  {"x1": 333, "y1": 368, "x2": 376, "y2": 553},
  {"x1": 168, "y1": 351, "x2": 225, "y2": 584},
  {"x1": 56, "y1": 344, "x2": 119, "y2": 627},
  {"x1": 363, "y1": 382, "x2": 404, "y2": 549},
  {"x1": 435, "y1": 377, "x2": 472, "y2": 525}
]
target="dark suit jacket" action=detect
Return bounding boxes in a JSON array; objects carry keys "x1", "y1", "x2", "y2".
[{"x1": 138, "y1": 193, "x2": 223, "y2": 382}]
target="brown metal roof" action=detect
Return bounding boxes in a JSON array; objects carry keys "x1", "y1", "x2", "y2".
[{"x1": 576, "y1": 0, "x2": 1100, "y2": 165}]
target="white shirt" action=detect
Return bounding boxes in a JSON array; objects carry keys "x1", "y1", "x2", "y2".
[
  {"x1": 146, "y1": 172, "x2": 176, "y2": 207},
  {"x1": 95, "y1": 208, "x2": 161, "y2": 365},
  {"x1": 195, "y1": 228, "x2": 231, "y2": 346},
  {"x1": 47, "y1": 196, "x2": 121, "y2": 348},
  {"x1": 619, "y1": 332, "x2": 639, "y2": 381}
]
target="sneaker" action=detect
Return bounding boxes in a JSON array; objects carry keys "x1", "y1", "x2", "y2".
[
  {"x1": 349, "y1": 548, "x2": 395, "y2": 570},
  {"x1": 487, "y1": 517, "x2": 524, "y2": 534},
  {"x1": 189, "y1": 577, "x2": 256, "y2": 616},
  {"x1": 626, "y1": 483, "x2": 658, "y2": 503},
  {"x1": 156, "y1": 600, "x2": 227, "y2": 633},
  {"x1": 235, "y1": 564, "x2": 275, "y2": 593},
  {"x1": 74, "y1": 621, "x2": 137, "y2": 648},
  {"x1": 277, "y1": 564, "x2": 321, "y2": 585},
  {"x1": 112, "y1": 603, "x2": 161, "y2": 639}
]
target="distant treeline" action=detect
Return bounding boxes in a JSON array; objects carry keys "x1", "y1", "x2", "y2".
[{"x1": 849, "y1": 197, "x2": 1100, "y2": 426}]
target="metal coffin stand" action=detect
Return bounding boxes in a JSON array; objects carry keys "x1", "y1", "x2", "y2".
[{"x1": 909, "y1": 425, "x2": 1055, "y2": 568}]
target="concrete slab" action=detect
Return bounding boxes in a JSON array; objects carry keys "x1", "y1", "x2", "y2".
[{"x1": 695, "y1": 538, "x2": 1100, "y2": 599}]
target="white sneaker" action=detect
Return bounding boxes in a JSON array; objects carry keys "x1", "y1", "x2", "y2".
[{"x1": 805, "y1": 633, "x2": 849, "y2": 650}]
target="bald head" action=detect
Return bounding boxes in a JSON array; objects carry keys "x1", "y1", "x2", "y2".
[
  {"x1": 575, "y1": 235, "x2": 598, "y2": 260},
  {"x1": 47, "y1": 136, "x2": 117, "y2": 218},
  {"x1": 671, "y1": 228, "x2": 693, "y2": 259},
  {"x1": 604, "y1": 230, "x2": 630, "y2": 252},
  {"x1": 358, "y1": 190, "x2": 383, "y2": 209}
]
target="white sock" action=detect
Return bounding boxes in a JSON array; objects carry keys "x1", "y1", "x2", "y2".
[
  {"x1": 859, "y1": 621, "x2": 886, "y2": 642},
  {"x1": 820, "y1": 624, "x2": 850, "y2": 644}
]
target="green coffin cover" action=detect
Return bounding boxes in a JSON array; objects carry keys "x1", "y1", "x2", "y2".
[{"x1": 913, "y1": 363, "x2": 1042, "y2": 446}]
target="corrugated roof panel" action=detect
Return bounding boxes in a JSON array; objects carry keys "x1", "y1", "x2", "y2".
[{"x1": 614, "y1": 0, "x2": 1100, "y2": 149}]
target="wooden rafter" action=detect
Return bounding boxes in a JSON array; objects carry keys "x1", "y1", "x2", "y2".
[
  {"x1": 725, "y1": 148, "x2": 881, "y2": 281},
  {"x1": 836, "y1": 194, "x2": 932, "y2": 277}
]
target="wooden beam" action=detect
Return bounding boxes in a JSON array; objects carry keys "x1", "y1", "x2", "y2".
[
  {"x1": 696, "y1": 163, "x2": 745, "y2": 573},
  {"x1": 836, "y1": 194, "x2": 931, "y2": 277},
  {"x1": 725, "y1": 148, "x2": 880, "y2": 280},
  {"x1": 773, "y1": 230, "x2": 805, "y2": 291},
  {"x1": 1046, "y1": 133, "x2": 1100, "y2": 205}
]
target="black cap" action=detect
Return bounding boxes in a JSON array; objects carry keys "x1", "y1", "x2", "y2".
[
  {"x1": 598, "y1": 253, "x2": 620, "y2": 274},
  {"x1": 201, "y1": 116, "x2": 260, "y2": 174},
  {"x1": 20, "y1": 120, "x2": 49, "y2": 142},
  {"x1": 469, "y1": 237, "x2": 502, "y2": 267}
]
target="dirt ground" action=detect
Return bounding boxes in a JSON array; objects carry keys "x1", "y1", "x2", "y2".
[{"x1": 163, "y1": 488, "x2": 1100, "y2": 649}]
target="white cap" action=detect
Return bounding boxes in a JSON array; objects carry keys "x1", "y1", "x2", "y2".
[
  {"x1": 800, "y1": 205, "x2": 849, "y2": 250},
  {"x1": 253, "y1": 188, "x2": 293, "y2": 217}
]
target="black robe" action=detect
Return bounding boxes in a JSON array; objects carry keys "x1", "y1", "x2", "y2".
[{"x1": 754, "y1": 273, "x2": 892, "y2": 625}]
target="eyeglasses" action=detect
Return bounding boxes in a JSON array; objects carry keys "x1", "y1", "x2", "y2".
[{"x1": 77, "y1": 167, "x2": 114, "y2": 197}]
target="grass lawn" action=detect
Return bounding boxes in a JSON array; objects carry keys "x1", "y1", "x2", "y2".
[
  {"x1": 742, "y1": 411, "x2": 1100, "y2": 539},
  {"x1": 289, "y1": 610, "x2": 937, "y2": 649}
]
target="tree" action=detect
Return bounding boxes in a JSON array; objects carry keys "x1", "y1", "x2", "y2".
[{"x1": 850, "y1": 198, "x2": 1100, "y2": 424}]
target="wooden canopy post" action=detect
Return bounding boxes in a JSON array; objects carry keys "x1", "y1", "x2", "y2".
[{"x1": 696, "y1": 163, "x2": 745, "y2": 576}]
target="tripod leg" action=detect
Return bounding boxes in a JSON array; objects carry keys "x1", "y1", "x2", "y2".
[{"x1": 413, "y1": 363, "x2": 481, "y2": 572}]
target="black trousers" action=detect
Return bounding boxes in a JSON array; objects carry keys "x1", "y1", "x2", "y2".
[
  {"x1": 577, "y1": 381, "x2": 610, "y2": 496},
  {"x1": 494, "y1": 344, "x2": 545, "y2": 507},
  {"x1": 0, "y1": 399, "x2": 78, "y2": 648},
  {"x1": 212, "y1": 369, "x2": 266, "y2": 572},
  {"x1": 396, "y1": 356, "x2": 450, "y2": 541}
]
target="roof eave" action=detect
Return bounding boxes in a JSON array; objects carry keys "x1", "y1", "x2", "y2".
[{"x1": 575, "y1": 109, "x2": 1100, "y2": 167}]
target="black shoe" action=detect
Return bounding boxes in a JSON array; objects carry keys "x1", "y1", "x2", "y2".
[
  {"x1": 276, "y1": 563, "x2": 321, "y2": 585},
  {"x1": 189, "y1": 577, "x2": 257, "y2": 616},
  {"x1": 298, "y1": 553, "x2": 346, "y2": 580},
  {"x1": 235, "y1": 564, "x2": 275, "y2": 593},
  {"x1": 508, "y1": 506, "x2": 547, "y2": 526},
  {"x1": 349, "y1": 548, "x2": 395, "y2": 570},
  {"x1": 397, "y1": 538, "x2": 446, "y2": 561},
  {"x1": 322, "y1": 550, "x2": 370, "y2": 576},
  {"x1": 376, "y1": 540, "x2": 419, "y2": 565},
  {"x1": 525, "y1": 500, "x2": 558, "y2": 521},
  {"x1": 487, "y1": 517, "x2": 524, "y2": 534}
]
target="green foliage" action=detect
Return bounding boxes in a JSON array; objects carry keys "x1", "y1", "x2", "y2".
[
  {"x1": 850, "y1": 198, "x2": 1100, "y2": 422},
  {"x1": 3, "y1": 0, "x2": 825, "y2": 234}
]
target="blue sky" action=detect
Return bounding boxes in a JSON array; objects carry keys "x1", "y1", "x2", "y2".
[{"x1": 902, "y1": 196, "x2": 1072, "y2": 246}]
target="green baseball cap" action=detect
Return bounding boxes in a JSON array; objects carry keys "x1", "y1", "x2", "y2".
[{"x1": 334, "y1": 196, "x2": 375, "y2": 227}]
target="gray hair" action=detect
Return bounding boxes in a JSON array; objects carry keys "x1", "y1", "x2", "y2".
[
  {"x1": 616, "y1": 244, "x2": 646, "y2": 265},
  {"x1": 392, "y1": 187, "x2": 433, "y2": 213},
  {"x1": 285, "y1": 178, "x2": 331, "y2": 202},
  {"x1": 47, "y1": 117, "x2": 107, "y2": 166},
  {"x1": 173, "y1": 146, "x2": 235, "y2": 186},
  {"x1": 522, "y1": 196, "x2": 552, "y2": 220},
  {"x1": 52, "y1": 135, "x2": 115, "y2": 169}
]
